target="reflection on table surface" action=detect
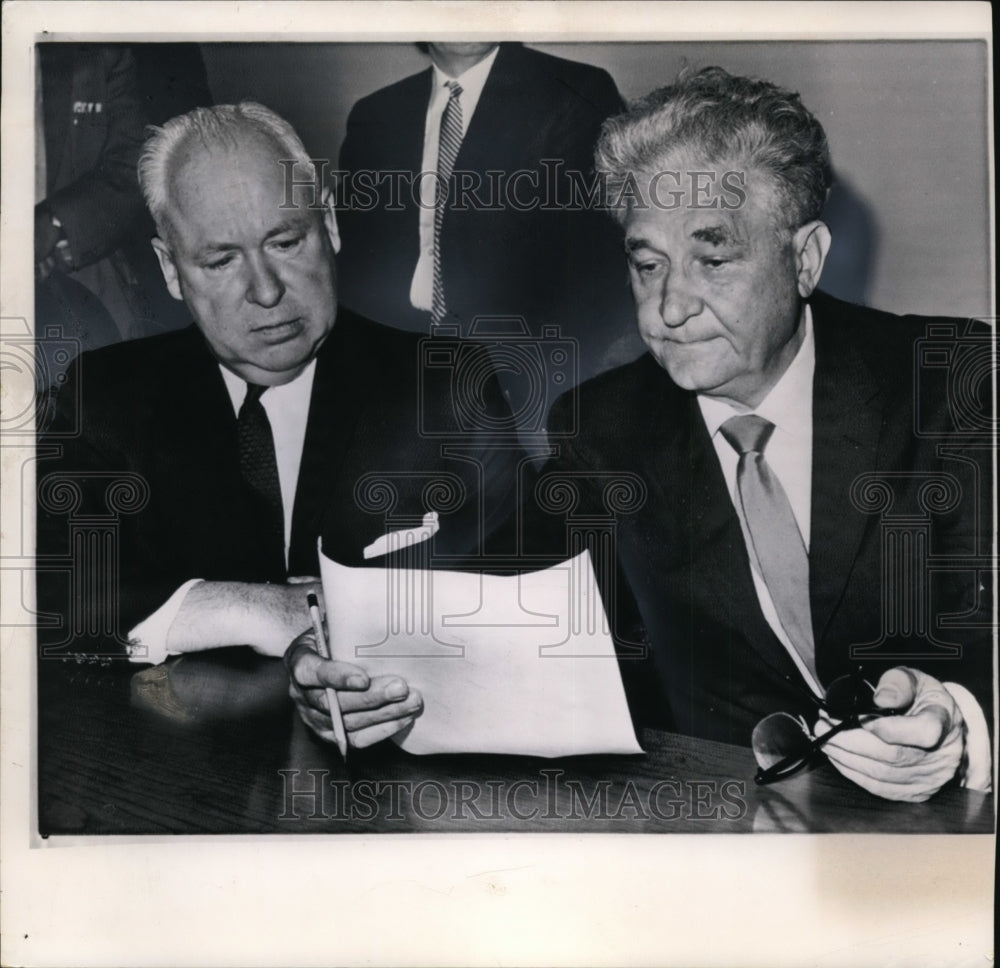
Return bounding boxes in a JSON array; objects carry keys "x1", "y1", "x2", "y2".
[{"x1": 38, "y1": 648, "x2": 994, "y2": 835}]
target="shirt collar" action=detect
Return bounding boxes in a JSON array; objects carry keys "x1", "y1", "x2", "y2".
[
  {"x1": 220, "y1": 357, "x2": 317, "y2": 414},
  {"x1": 698, "y1": 305, "x2": 816, "y2": 438},
  {"x1": 430, "y1": 45, "x2": 499, "y2": 101}
]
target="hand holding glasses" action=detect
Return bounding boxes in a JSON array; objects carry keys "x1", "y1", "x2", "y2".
[{"x1": 752, "y1": 668, "x2": 899, "y2": 785}]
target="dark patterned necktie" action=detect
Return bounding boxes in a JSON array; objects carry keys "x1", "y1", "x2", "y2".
[
  {"x1": 238, "y1": 383, "x2": 285, "y2": 575},
  {"x1": 720, "y1": 414, "x2": 817, "y2": 680},
  {"x1": 431, "y1": 80, "x2": 463, "y2": 326}
]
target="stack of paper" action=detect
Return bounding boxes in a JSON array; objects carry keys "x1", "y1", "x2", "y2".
[{"x1": 320, "y1": 548, "x2": 641, "y2": 756}]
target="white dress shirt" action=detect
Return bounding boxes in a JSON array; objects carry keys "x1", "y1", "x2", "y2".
[
  {"x1": 127, "y1": 360, "x2": 317, "y2": 661},
  {"x1": 409, "y1": 46, "x2": 500, "y2": 312}
]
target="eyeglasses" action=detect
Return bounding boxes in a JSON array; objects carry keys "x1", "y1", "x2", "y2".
[{"x1": 751, "y1": 668, "x2": 898, "y2": 785}]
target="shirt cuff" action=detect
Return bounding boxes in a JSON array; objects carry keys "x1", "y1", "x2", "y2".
[
  {"x1": 126, "y1": 579, "x2": 203, "y2": 665},
  {"x1": 943, "y1": 681, "x2": 993, "y2": 793}
]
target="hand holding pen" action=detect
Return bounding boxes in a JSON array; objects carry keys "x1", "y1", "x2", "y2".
[{"x1": 284, "y1": 597, "x2": 424, "y2": 752}]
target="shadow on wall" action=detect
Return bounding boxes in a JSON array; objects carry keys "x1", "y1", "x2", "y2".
[{"x1": 820, "y1": 173, "x2": 878, "y2": 308}]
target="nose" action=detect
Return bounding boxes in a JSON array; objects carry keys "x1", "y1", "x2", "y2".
[
  {"x1": 244, "y1": 252, "x2": 285, "y2": 308},
  {"x1": 658, "y1": 268, "x2": 703, "y2": 328}
]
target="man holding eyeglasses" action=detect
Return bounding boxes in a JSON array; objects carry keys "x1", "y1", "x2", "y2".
[
  {"x1": 530, "y1": 66, "x2": 993, "y2": 802},
  {"x1": 300, "y1": 67, "x2": 993, "y2": 803}
]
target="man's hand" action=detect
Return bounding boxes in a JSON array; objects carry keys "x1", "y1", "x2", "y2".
[
  {"x1": 35, "y1": 206, "x2": 62, "y2": 280},
  {"x1": 285, "y1": 630, "x2": 423, "y2": 749},
  {"x1": 816, "y1": 667, "x2": 966, "y2": 803},
  {"x1": 35, "y1": 206, "x2": 73, "y2": 280}
]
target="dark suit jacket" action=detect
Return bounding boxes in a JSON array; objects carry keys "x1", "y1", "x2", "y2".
[
  {"x1": 39, "y1": 44, "x2": 147, "y2": 270},
  {"x1": 36, "y1": 308, "x2": 523, "y2": 657},
  {"x1": 525, "y1": 291, "x2": 994, "y2": 746},
  {"x1": 37, "y1": 44, "x2": 209, "y2": 349},
  {"x1": 336, "y1": 43, "x2": 635, "y2": 381},
  {"x1": 37, "y1": 44, "x2": 175, "y2": 362}
]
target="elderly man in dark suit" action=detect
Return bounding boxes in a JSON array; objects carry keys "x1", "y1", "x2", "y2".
[
  {"x1": 336, "y1": 42, "x2": 640, "y2": 388},
  {"x1": 306, "y1": 68, "x2": 993, "y2": 800},
  {"x1": 37, "y1": 102, "x2": 520, "y2": 750},
  {"x1": 537, "y1": 67, "x2": 993, "y2": 801}
]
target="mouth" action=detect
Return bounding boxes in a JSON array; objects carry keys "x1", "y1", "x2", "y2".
[
  {"x1": 657, "y1": 334, "x2": 721, "y2": 347},
  {"x1": 251, "y1": 318, "x2": 304, "y2": 343}
]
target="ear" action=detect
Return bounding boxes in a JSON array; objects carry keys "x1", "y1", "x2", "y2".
[
  {"x1": 320, "y1": 186, "x2": 341, "y2": 255},
  {"x1": 151, "y1": 237, "x2": 183, "y2": 301},
  {"x1": 792, "y1": 220, "x2": 831, "y2": 298}
]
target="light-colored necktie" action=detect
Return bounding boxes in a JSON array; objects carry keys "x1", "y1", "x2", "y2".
[
  {"x1": 720, "y1": 414, "x2": 817, "y2": 680},
  {"x1": 431, "y1": 80, "x2": 463, "y2": 326}
]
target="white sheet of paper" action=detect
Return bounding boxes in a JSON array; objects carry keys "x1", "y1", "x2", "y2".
[{"x1": 320, "y1": 548, "x2": 642, "y2": 756}]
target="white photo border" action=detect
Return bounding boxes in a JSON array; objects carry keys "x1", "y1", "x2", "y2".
[{"x1": 2, "y1": 3, "x2": 995, "y2": 966}]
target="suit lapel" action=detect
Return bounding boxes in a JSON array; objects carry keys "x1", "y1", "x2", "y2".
[
  {"x1": 456, "y1": 44, "x2": 532, "y2": 173},
  {"x1": 156, "y1": 328, "x2": 253, "y2": 561},
  {"x1": 288, "y1": 313, "x2": 371, "y2": 570},
  {"x1": 808, "y1": 300, "x2": 885, "y2": 646},
  {"x1": 166, "y1": 327, "x2": 236, "y2": 457},
  {"x1": 397, "y1": 68, "x2": 434, "y2": 175}
]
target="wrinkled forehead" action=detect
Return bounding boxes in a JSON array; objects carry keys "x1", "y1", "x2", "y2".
[
  {"x1": 630, "y1": 154, "x2": 781, "y2": 213},
  {"x1": 622, "y1": 161, "x2": 783, "y2": 244}
]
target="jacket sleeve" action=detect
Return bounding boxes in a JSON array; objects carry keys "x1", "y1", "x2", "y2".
[{"x1": 35, "y1": 354, "x2": 183, "y2": 659}]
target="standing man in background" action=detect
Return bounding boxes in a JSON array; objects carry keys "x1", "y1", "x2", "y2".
[
  {"x1": 35, "y1": 42, "x2": 214, "y2": 393},
  {"x1": 35, "y1": 44, "x2": 149, "y2": 378},
  {"x1": 336, "y1": 42, "x2": 642, "y2": 401}
]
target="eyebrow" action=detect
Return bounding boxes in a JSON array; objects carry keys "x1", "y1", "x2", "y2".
[
  {"x1": 624, "y1": 225, "x2": 746, "y2": 254},
  {"x1": 263, "y1": 218, "x2": 310, "y2": 240},
  {"x1": 690, "y1": 225, "x2": 743, "y2": 246},
  {"x1": 191, "y1": 219, "x2": 311, "y2": 259},
  {"x1": 624, "y1": 237, "x2": 656, "y2": 253},
  {"x1": 193, "y1": 241, "x2": 238, "y2": 257}
]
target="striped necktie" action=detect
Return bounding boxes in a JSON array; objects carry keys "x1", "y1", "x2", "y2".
[{"x1": 431, "y1": 80, "x2": 463, "y2": 326}]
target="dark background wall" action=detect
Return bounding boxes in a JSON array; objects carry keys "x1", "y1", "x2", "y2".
[{"x1": 198, "y1": 40, "x2": 990, "y2": 319}]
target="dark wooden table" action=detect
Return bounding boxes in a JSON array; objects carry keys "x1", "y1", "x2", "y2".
[{"x1": 38, "y1": 648, "x2": 994, "y2": 835}]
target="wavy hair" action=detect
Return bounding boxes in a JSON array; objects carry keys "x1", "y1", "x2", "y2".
[{"x1": 596, "y1": 66, "x2": 832, "y2": 228}]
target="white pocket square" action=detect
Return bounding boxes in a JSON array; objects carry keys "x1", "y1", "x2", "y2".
[{"x1": 363, "y1": 511, "x2": 440, "y2": 560}]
